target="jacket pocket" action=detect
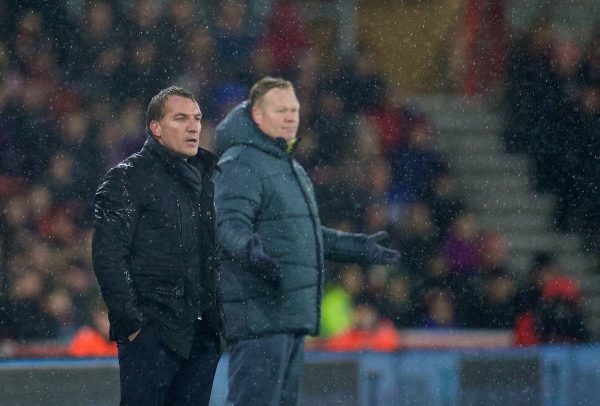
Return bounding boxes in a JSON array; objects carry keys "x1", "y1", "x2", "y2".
[
  {"x1": 137, "y1": 274, "x2": 184, "y2": 300},
  {"x1": 136, "y1": 274, "x2": 186, "y2": 328}
]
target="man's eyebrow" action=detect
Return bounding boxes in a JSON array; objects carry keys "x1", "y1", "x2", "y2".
[{"x1": 173, "y1": 112, "x2": 202, "y2": 118}]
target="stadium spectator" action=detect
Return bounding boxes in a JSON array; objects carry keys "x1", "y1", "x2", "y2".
[
  {"x1": 75, "y1": 2, "x2": 127, "y2": 101},
  {"x1": 63, "y1": 260, "x2": 98, "y2": 327},
  {"x1": 477, "y1": 231, "x2": 514, "y2": 277},
  {"x1": 68, "y1": 300, "x2": 116, "y2": 358},
  {"x1": 514, "y1": 252, "x2": 560, "y2": 316},
  {"x1": 159, "y1": 0, "x2": 200, "y2": 79},
  {"x1": 367, "y1": 83, "x2": 415, "y2": 153},
  {"x1": 294, "y1": 48, "x2": 323, "y2": 117},
  {"x1": 421, "y1": 288, "x2": 457, "y2": 329},
  {"x1": 442, "y1": 211, "x2": 480, "y2": 278},
  {"x1": 515, "y1": 275, "x2": 588, "y2": 345},
  {"x1": 580, "y1": 27, "x2": 600, "y2": 86},
  {"x1": 310, "y1": 88, "x2": 353, "y2": 167},
  {"x1": 503, "y1": 19, "x2": 556, "y2": 158},
  {"x1": 5, "y1": 271, "x2": 60, "y2": 340},
  {"x1": 378, "y1": 274, "x2": 416, "y2": 328},
  {"x1": 393, "y1": 202, "x2": 439, "y2": 276},
  {"x1": 324, "y1": 294, "x2": 401, "y2": 352},
  {"x1": 427, "y1": 170, "x2": 466, "y2": 238},
  {"x1": 514, "y1": 252, "x2": 588, "y2": 345},
  {"x1": 475, "y1": 270, "x2": 518, "y2": 329},
  {"x1": 453, "y1": 0, "x2": 507, "y2": 96},
  {"x1": 261, "y1": 0, "x2": 309, "y2": 77},
  {"x1": 172, "y1": 27, "x2": 218, "y2": 120},
  {"x1": 212, "y1": 0, "x2": 256, "y2": 81},
  {"x1": 556, "y1": 83, "x2": 600, "y2": 244},
  {"x1": 412, "y1": 253, "x2": 467, "y2": 326},
  {"x1": 330, "y1": 47, "x2": 387, "y2": 114},
  {"x1": 320, "y1": 265, "x2": 366, "y2": 338},
  {"x1": 44, "y1": 288, "x2": 78, "y2": 340},
  {"x1": 388, "y1": 117, "x2": 447, "y2": 205},
  {"x1": 536, "y1": 275, "x2": 588, "y2": 343}
]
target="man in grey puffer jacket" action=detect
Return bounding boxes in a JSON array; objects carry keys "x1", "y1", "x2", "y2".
[{"x1": 214, "y1": 77, "x2": 400, "y2": 406}]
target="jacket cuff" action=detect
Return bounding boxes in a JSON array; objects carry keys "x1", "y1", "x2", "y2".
[
  {"x1": 324, "y1": 230, "x2": 369, "y2": 263},
  {"x1": 110, "y1": 311, "x2": 147, "y2": 340}
]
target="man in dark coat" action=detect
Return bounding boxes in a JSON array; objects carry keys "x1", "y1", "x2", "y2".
[
  {"x1": 92, "y1": 86, "x2": 224, "y2": 406},
  {"x1": 214, "y1": 77, "x2": 401, "y2": 405}
]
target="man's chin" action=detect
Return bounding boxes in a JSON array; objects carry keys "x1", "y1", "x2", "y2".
[{"x1": 180, "y1": 148, "x2": 198, "y2": 158}]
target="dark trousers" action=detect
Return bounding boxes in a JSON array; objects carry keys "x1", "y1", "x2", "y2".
[
  {"x1": 227, "y1": 333, "x2": 305, "y2": 406},
  {"x1": 117, "y1": 322, "x2": 220, "y2": 406}
]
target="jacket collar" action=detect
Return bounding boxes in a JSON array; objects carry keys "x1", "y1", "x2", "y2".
[
  {"x1": 215, "y1": 101, "x2": 298, "y2": 159},
  {"x1": 242, "y1": 104, "x2": 289, "y2": 158},
  {"x1": 142, "y1": 135, "x2": 220, "y2": 172},
  {"x1": 190, "y1": 147, "x2": 221, "y2": 172}
]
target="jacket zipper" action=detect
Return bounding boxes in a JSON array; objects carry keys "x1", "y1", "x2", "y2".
[
  {"x1": 177, "y1": 199, "x2": 183, "y2": 248},
  {"x1": 288, "y1": 158, "x2": 323, "y2": 334}
]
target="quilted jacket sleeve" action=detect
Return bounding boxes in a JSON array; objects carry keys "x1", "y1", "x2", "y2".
[
  {"x1": 92, "y1": 165, "x2": 146, "y2": 339},
  {"x1": 321, "y1": 226, "x2": 369, "y2": 263},
  {"x1": 214, "y1": 160, "x2": 262, "y2": 263}
]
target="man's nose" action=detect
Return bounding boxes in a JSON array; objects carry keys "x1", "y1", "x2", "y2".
[{"x1": 187, "y1": 119, "x2": 200, "y2": 132}]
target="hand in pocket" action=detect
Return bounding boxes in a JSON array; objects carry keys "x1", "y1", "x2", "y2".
[{"x1": 128, "y1": 328, "x2": 142, "y2": 342}]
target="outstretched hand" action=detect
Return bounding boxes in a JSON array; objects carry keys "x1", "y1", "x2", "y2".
[
  {"x1": 366, "y1": 231, "x2": 401, "y2": 265},
  {"x1": 247, "y1": 233, "x2": 281, "y2": 287}
]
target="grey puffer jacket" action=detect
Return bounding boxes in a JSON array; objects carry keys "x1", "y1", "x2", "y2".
[{"x1": 214, "y1": 101, "x2": 371, "y2": 340}]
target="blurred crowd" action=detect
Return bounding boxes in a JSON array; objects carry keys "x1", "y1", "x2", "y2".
[
  {"x1": 0, "y1": 1, "x2": 589, "y2": 354},
  {"x1": 504, "y1": 19, "x2": 600, "y2": 250}
]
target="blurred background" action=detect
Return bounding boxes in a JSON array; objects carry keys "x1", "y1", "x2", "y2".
[{"x1": 0, "y1": 0, "x2": 598, "y2": 360}]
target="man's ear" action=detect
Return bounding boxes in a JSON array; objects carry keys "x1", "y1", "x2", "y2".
[
  {"x1": 251, "y1": 106, "x2": 262, "y2": 126},
  {"x1": 149, "y1": 120, "x2": 161, "y2": 138}
]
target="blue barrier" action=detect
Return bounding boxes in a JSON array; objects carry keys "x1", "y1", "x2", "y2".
[{"x1": 2, "y1": 346, "x2": 600, "y2": 405}]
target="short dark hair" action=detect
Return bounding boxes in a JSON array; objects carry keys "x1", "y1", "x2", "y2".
[
  {"x1": 146, "y1": 86, "x2": 196, "y2": 133},
  {"x1": 249, "y1": 77, "x2": 294, "y2": 109}
]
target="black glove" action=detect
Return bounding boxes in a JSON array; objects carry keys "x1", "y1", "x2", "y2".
[
  {"x1": 247, "y1": 233, "x2": 281, "y2": 287},
  {"x1": 366, "y1": 231, "x2": 401, "y2": 264}
]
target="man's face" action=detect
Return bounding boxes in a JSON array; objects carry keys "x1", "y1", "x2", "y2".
[
  {"x1": 151, "y1": 95, "x2": 202, "y2": 157},
  {"x1": 252, "y1": 88, "x2": 300, "y2": 142}
]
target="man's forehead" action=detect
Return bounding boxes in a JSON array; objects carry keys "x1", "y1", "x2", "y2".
[
  {"x1": 263, "y1": 88, "x2": 299, "y2": 106},
  {"x1": 164, "y1": 95, "x2": 201, "y2": 114}
]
